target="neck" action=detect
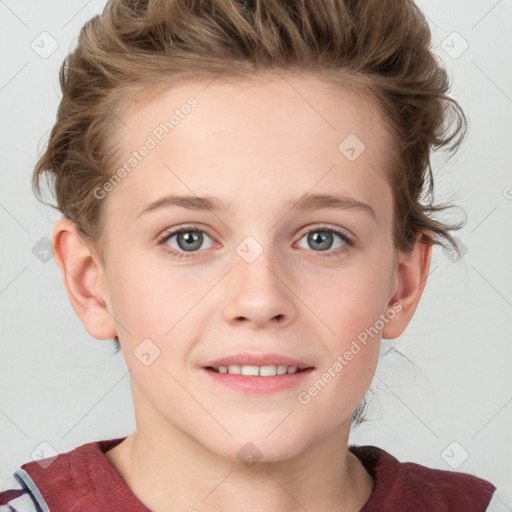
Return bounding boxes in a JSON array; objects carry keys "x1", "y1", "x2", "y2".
[{"x1": 106, "y1": 423, "x2": 374, "y2": 512}]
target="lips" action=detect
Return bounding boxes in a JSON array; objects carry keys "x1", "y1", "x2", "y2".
[{"x1": 201, "y1": 352, "x2": 314, "y2": 370}]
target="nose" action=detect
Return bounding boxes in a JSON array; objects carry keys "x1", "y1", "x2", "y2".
[{"x1": 221, "y1": 243, "x2": 297, "y2": 329}]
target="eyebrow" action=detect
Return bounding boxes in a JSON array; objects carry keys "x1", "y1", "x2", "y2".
[{"x1": 136, "y1": 192, "x2": 376, "y2": 219}]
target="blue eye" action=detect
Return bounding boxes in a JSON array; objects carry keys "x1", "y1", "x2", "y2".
[
  {"x1": 158, "y1": 227, "x2": 214, "y2": 259},
  {"x1": 296, "y1": 226, "x2": 353, "y2": 255},
  {"x1": 157, "y1": 224, "x2": 353, "y2": 260}
]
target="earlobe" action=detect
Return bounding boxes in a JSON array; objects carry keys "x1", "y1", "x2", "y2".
[
  {"x1": 51, "y1": 218, "x2": 117, "y2": 340},
  {"x1": 382, "y1": 230, "x2": 433, "y2": 340}
]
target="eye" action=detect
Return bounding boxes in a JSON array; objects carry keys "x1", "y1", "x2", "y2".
[
  {"x1": 157, "y1": 226, "x2": 215, "y2": 259},
  {"x1": 296, "y1": 225, "x2": 353, "y2": 256},
  {"x1": 157, "y1": 224, "x2": 354, "y2": 260}
]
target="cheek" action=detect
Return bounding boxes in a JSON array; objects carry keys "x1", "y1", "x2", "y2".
[
  {"x1": 107, "y1": 255, "x2": 222, "y2": 364},
  {"x1": 299, "y1": 250, "x2": 393, "y2": 385},
  {"x1": 307, "y1": 258, "x2": 393, "y2": 338},
  {"x1": 296, "y1": 267, "x2": 386, "y2": 417}
]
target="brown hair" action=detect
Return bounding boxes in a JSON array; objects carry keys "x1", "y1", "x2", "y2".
[{"x1": 33, "y1": 0, "x2": 467, "y2": 425}]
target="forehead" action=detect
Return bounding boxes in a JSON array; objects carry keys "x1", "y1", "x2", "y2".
[{"x1": 106, "y1": 73, "x2": 393, "y2": 223}]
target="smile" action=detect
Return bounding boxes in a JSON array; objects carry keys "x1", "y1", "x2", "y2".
[{"x1": 206, "y1": 364, "x2": 310, "y2": 376}]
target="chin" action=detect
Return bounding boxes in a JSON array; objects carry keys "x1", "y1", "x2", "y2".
[{"x1": 207, "y1": 430, "x2": 313, "y2": 465}]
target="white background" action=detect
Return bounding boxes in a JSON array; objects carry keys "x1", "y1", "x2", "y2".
[{"x1": 1, "y1": 0, "x2": 511, "y2": 507}]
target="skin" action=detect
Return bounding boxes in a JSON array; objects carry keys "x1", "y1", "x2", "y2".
[{"x1": 52, "y1": 73, "x2": 432, "y2": 512}]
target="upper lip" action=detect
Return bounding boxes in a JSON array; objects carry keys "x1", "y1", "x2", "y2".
[{"x1": 202, "y1": 353, "x2": 314, "y2": 370}]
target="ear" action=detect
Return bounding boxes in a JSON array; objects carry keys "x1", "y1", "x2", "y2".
[
  {"x1": 51, "y1": 218, "x2": 117, "y2": 340},
  {"x1": 382, "y1": 230, "x2": 433, "y2": 340}
]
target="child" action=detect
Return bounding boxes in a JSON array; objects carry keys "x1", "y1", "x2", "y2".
[{"x1": 0, "y1": 0, "x2": 498, "y2": 510}]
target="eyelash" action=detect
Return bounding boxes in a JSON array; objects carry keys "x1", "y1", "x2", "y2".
[{"x1": 157, "y1": 224, "x2": 354, "y2": 260}]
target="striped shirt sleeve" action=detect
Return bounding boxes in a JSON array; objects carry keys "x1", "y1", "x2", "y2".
[{"x1": 0, "y1": 472, "x2": 42, "y2": 512}]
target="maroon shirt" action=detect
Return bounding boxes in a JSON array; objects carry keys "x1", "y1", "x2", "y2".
[{"x1": 0, "y1": 437, "x2": 496, "y2": 511}]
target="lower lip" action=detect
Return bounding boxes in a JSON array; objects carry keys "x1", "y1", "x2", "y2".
[{"x1": 201, "y1": 368, "x2": 315, "y2": 393}]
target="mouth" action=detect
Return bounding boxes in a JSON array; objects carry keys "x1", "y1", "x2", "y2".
[
  {"x1": 201, "y1": 362, "x2": 315, "y2": 393},
  {"x1": 201, "y1": 353, "x2": 315, "y2": 377},
  {"x1": 204, "y1": 365, "x2": 314, "y2": 376}
]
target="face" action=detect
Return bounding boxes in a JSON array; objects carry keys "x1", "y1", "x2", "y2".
[{"x1": 97, "y1": 73, "x2": 400, "y2": 462}]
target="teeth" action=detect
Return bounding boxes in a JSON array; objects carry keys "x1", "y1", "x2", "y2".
[
  {"x1": 276, "y1": 365, "x2": 288, "y2": 375},
  {"x1": 260, "y1": 365, "x2": 277, "y2": 377},
  {"x1": 213, "y1": 365, "x2": 303, "y2": 376}
]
